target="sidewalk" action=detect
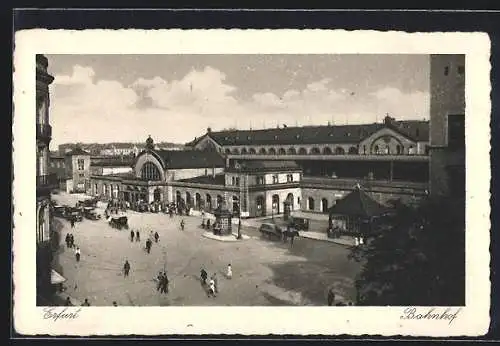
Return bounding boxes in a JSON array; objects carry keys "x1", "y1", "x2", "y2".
[
  {"x1": 202, "y1": 231, "x2": 250, "y2": 242},
  {"x1": 299, "y1": 231, "x2": 355, "y2": 247}
]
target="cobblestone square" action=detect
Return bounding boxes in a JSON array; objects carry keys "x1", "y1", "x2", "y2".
[{"x1": 52, "y1": 193, "x2": 361, "y2": 306}]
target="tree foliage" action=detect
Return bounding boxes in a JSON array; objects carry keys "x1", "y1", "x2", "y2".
[{"x1": 349, "y1": 196, "x2": 465, "y2": 306}]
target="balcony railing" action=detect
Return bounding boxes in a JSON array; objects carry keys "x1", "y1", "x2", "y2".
[
  {"x1": 36, "y1": 123, "x2": 52, "y2": 140},
  {"x1": 37, "y1": 173, "x2": 58, "y2": 190}
]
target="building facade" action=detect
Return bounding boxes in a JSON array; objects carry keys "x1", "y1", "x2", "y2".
[
  {"x1": 36, "y1": 54, "x2": 57, "y2": 303},
  {"x1": 188, "y1": 116, "x2": 429, "y2": 157},
  {"x1": 429, "y1": 54, "x2": 466, "y2": 198},
  {"x1": 64, "y1": 148, "x2": 91, "y2": 193}
]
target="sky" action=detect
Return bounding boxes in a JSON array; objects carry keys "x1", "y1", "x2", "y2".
[{"x1": 45, "y1": 54, "x2": 430, "y2": 148}]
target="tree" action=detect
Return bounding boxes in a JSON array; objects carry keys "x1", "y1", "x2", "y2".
[{"x1": 349, "y1": 196, "x2": 465, "y2": 306}]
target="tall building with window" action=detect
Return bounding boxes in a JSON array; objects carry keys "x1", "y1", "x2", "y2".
[
  {"x1": 429, "y1": 54, "x2": 466, "y2": 198},
  {"x1": 64, "y1": 147, "x2": 91, "y2": 193},
  {"x1": 36, "y1": 54, "x2": 57, "y2": 303}
]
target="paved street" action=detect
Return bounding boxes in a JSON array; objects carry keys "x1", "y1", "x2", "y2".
[{"x1": 51, "y1": 193, "x2": 361, "y2": 306}]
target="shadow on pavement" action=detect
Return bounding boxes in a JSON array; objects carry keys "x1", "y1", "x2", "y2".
[{"x1": 266, "y1": 260, "x2": 359, "y2": 306}]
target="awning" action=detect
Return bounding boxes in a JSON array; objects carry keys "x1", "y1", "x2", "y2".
[{"x1": 51, "y1": 269, "x2": 66, "y2": 285}]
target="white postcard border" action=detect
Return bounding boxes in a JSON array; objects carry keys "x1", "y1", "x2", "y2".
[{"x1": 13, "y1": 29, "x2": 491, "y2": 336}]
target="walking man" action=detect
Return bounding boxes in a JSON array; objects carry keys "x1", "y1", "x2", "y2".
[
  {"x1": 136, "y1": 230, "x2": 140, "y2": 242},
  {"x1": 69, "y1": 234, "x2": 74, "y2": 248},
  {"x1": 208, "y1": 277, "x2": 216, "y2": 297},
  {"x1": 70, "y1": 218, "x2": 75, "y2": 229},
  {"x1": 123, "y1": 260, "x2": 131, "y2": 277},
  {"x1": 226, "y1": 264, "x2": 233, "y2": 279},
  {"x1": 145, "y1": 239, "x2": 152, "y2": 254},
  {"x1": 200, "y1": 268, "x2": 208, "y2": 285},
  {"x1": 156, "y1": 271, "x2": 164, "y2": 291},
  {"x1": 154, "y1": 231, "x2": 160, "y2": 243},
  {"x1": 180, "y1": 219, "x2": 185, "y2": 231},
  {"x1": 65, "y1": 233, "x2": 70, "y2": 248},
  {"x1": 75, "y1": 247, "x2": 81, "y2": 262},
  {"x1": 212, "y1": 273, "x2": 219, "y2": 294},
  {"x1": 81, "y1": 298, "x2": 91, "y2": 306}
]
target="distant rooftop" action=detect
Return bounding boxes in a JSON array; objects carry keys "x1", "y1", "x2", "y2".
[{"x1": 177, "y1": 173, "x2": 226, "y2": 186}]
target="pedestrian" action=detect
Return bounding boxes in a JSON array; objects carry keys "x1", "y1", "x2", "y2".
[
  {"x1": 81, "y1": 298, "x2": 90, "y2": 306},
  {"x1": 208, "y1": 277, "x2": 216, "y2": 297},
  {"x1": 130, "y1": 230, "x2": 135, "y2": 242},
  {"x1": 136, "y1": 230, "x2": 140, "y2": 242},
  {"x1": 290, "y1": 232, "x2": 296, "y2": 247},
  {"x1": 112, "y1": 301, "x2": 118, "y2": 307},
  {"x1": 65, "y1": 233, "x2": 70, "y2": 248},
  {"x1": 160, "y1": 274, "x2": 169, "y2": 294},
  {"x1": 64, "y1": 297, "x2": 73, "y2": 306},
  {"x1": 123, "y1": 260, "x2": 130, "y2": 277},
  {"x1": 70, "y1": 218, "x2": 75, "y2": 228},
  {"x1": 69, "y1": 234, "x2": 74, "y2": 248},
  {"x1": 75, "y1": 247, "x2": 81, "y2": 262},
  {"x1": 156, "y1": 271, "x2": 164, "y2": 291},
  {"x1": 154, "y1": 231, "x2": 159, "y2": 243},
  {"x1": 327, "y1": 288, "x2": 335, "y2": 306},
  {"x1": 145, "y1": 239, "x2": 152, "y2": 254},
  {"x1": 180, "y1": 219, "x2": 185, "y2": 231},
  {"x1": 212, "y1": 273, "x2": 219, "y2": 293},
  {"x1": 206, "y1": 219, "x2": 211, "y2": 230},
  {"x1": 226, "y1": 264, "x2": 232, "y2": 279},
  {"x1": 200, "y1": 268, "x2": 208, "y2": 285}
]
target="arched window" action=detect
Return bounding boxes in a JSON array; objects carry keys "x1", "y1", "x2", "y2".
[
  {"x1": 232, "y1": 148, "x2": 240, "y2": 155},
  {"x1": 268, "y1": 148, "x2": 277, "y2": 155},
  {"x1": 288, "y1": 147, "x2": 297, "y2": 155},
  {"x1": 259, "y1": 148, "x2": 267, "y2": 155},
  {"x1": 241, "y1": 148, "x2": 248, "y2": 154},
  {"x1": 308, "y1": 197, "x2": 315, "y2": 211},
  {"x1": 195, "y1": 193, "x2": 202, "y2": 210},
  {"x1": 278, "y1": 148, "x2": 286, "y2": 155},
  {"x1": 140, "y1": 162, "x2": 162, "y2": 181},
  {"x1": 256, "y1": 195, "x2": 265, "y2": 216},
  {"x1": 298, "y1": 148, "x2": 307, "y2": 155},
  {"x1": 321, "y1": 198, "x2": 329, "y2": 213},
  {"x1": 249, "y1": 148, "x2": 257, "y2": 154},
  {"x1": 272, "y1": 194, "x2": 280, "y2": 214},
  {"x1": 216, "y1": 195, "x2": 223, "y2": 208},
  {"x1": 311, "y1": 147, "x2": 321, "y2": 155},
  {"x1": 348, "y1": 147, "x2": 358, "y2": 155},
  {"x1": 323, "y1": 147, "x2": 333, "y2": 155},
  {"x1": 335, "y1": 147, "x2": 345, "y2": 155},
  {"x1": 225, "y1": 148, "x2": 231, "y2": 154},
  {"x1": 206, "y1": 194, "x2": 212, "y2": 210}
]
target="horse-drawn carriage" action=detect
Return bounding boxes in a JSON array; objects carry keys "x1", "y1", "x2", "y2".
[{"x1": 108, "y1": 216, "x2": 129, "y2": 230}]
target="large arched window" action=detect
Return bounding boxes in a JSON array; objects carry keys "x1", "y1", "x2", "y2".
[
  {"x1": 241, "y1": 148, "x2": 248, "y2": 155},
  {"x1": 278, "y1": 148, "x2": 286, "y2": 155},
  {"x1": 323, "y1": 147, "x2": 333, "y2": 155},
  {"x1": 259, "y1": 148, "x2": 267, "y2": 155},
  {"x1": 225, "y1": 148, "x2": 231, "y2": 154},
  {"x1": 308, "y1": 197, "x2": 315, "y2": 211},
  {"x1": 348, "y1": 147, "x2": 358, "y2": 155},
  {"x1": 140, "y1": 162, "x2": 162, "y2": 181},
  {"x1": 335, "y1": 147, "x2": 345, "y2": 155},
  {"x1": 249, "y1": 148, "x2": 257, "y2": 154},
  {"x1": 232, "y1": 148, "x2": 240, "y2": 154},
  {"x1": 288, "y1": 147, "x2": 297, "y2": 155},
  {"x1": 298, "y1": 148, "x2": 307, "y2": 155},
  {"x1": 311, "y1": 147, "x2": 321, "y2": 155},
  {"x1": 268, "y1": 148, "x2": 277, "y2": 155}
]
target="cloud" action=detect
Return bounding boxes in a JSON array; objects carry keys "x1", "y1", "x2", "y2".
[{"x1": 49, "y1": 65, "x2": 429, "y2": 148}]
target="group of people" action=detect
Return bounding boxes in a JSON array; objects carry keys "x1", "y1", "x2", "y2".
[
  {"x1": 64, "y1": 233, "x2": 81, "y2": 262},
  {"x1": 156, "y1": 271, "x2": 169, "y2": 294},
  {"x1": 200, "y1": 264, "x2": 233, "y2": 298}
]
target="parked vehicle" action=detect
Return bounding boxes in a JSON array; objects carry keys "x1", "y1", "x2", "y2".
[
  {"x1": 259, "y1": 223, "x2": 283, "y2": 240},
  {"x1": 288, "y1": 217, "x2": 310, "y2": 231},
  {"x1": 66, "y1": 208, "x2": 83, "y2": 222},
  {"x1": 53, "y1": 205, "x2": 66, "y2": 218},
  {"x1": 83, "y1": 207, "x2": 101, "y2": 220},
  {"x1": 109, "y1": 216, "x2": 128, "y2": 230}
]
